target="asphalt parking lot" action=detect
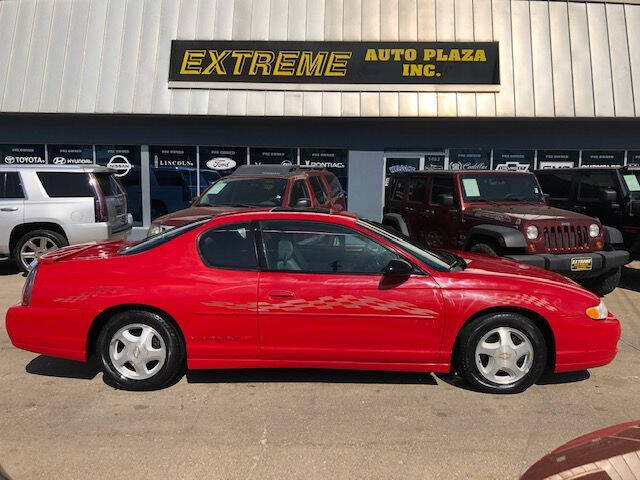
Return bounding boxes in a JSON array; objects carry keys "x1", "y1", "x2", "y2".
[{"x1": 0, "y1": 262, "x2": 639, "y2": 480}]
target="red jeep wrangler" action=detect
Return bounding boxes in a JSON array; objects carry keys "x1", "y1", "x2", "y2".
[
  {"x1": 383, "y1": 170, "x2": 628, "y2": 295},
  {"x1": 149, "y1": 164, "x2": 346, "y2": 235}
]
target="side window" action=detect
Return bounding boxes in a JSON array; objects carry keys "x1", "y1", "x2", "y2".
[
  {"x1": 309, "y1": 176, "x2": 328, "y2": 205},
  {"x1": 407, "y1": 177, "x2": 427, "y2": 203},
  {"x1": 392, "y1": 177, "x2": 408, "y2": 201},
  {"x1": 0, "y1": 172, "x2": 24, "y2": 199},
  {"x1": 260, "y1": 220, "x2": 398, "y2": 274},
  {"x1": 289, "y1": 180, "x2": 309, "y2": 205},
  {"x1": 577, "y1": 172, "x2": 618, "y2": 201},
  {"x1": 431, "y1": 177, "x2": 455, "y2": 206},
  {"x1": 328, "y1": 174, "x2": 343, "y2": 197},
  {"x1": 537, "y1": 172, "x2": 572, "y2": 200},
  {"x1": 36, "y1": 172, "x2": 95, "y2": 198},
  {"x1": 198, "y1": 222, "x2": 258, "y2": 270}
]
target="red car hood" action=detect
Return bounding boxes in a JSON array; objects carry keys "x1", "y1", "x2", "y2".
[
  {"x1": 454, "y1": 250, "x2": 582, "y2": 288},
  {"x1": 521, "y1": 420, "x2": 640, "y2": 479},
  {"x1": 154, "y1": 205, "x2": 248, "y2": 227}
]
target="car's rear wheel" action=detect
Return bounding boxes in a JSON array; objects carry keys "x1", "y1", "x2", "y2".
[
  {"x1": 97, "y1": 310, "x2": 185, "y2": 391},
  {"x1": 13, "y1": 229, "x2": 67, "y2": 272},
  {"x1": 456, "y1": 313, "x2": 547, "y2": 394}
]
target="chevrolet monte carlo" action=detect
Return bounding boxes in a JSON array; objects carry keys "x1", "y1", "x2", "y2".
[{"x1": 5, "y1": 210, "x2": 620, "y2": 393}]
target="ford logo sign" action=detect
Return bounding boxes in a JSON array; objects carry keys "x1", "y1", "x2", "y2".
[{"x1": 206, "y1": 157, "x2": 236, "y2": 170}]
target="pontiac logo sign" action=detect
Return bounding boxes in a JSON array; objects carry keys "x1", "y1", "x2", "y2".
[{"x1": 169, "y1": 40, "x2": 499, "y2": 91}]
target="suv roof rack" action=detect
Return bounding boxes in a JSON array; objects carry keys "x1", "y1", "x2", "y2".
[{"x1": 231, "y1": 164, "x2": 301, "y2": 176}]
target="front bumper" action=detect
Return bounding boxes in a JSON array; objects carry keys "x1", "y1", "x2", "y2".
[{"x1": 505, "y1": 250, "x2": 629, "y2": 278}]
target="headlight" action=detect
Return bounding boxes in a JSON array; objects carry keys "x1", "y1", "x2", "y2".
[
  {"x1": 147, "y1": 224, "x2": 164, "y2": 237},
  {"x1": 526, "y1": 225, "x2": 539, "y2": 240},
  {"x1": 589, "y1": 223, "x2": 600, "y2": 238},
  {"x1": 586, "y1": 300, "x2": 608, "y2": 320}
]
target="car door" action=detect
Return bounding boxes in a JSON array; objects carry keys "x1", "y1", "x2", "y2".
[
  {"x1": 536, "y1": 171, "x2": 575, "y2": 210},
  {"x1": 403, "y1": 175, "x2": 429, "y2": 242},
  {"x1": 574, "y1": 170, "x2": 622, "y2": 223},
  {"x1": 0, "y1": 172, "x2": 25, "y2": 254},
  {"x1": 420, "y1": 176, "x2": 460, "y2": 249},
  {"x1": 256, "y1": 219, "x2": 444, "y2": 363},
  {"x1": 191, "y1": 221, "x2": 260, "y2": 358}
]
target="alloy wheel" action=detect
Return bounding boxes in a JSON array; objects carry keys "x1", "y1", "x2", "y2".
[
  {"x1": 20, "y1": 236, "x2": 58, "y2": 268},
  {"x1": 474, "y1": 326, "x2": 534, "y2": 385},
  {"x1": 108, "y1": 323, "x2": 167, "y2": 380}
]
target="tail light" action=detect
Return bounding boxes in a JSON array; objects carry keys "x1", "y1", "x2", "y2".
[
  {"x1": 22, "y1": 262, "x2": 38, "y2": 306},
  {"x1": 94, "y1": 196, "x2": 108, "y2": 222}
]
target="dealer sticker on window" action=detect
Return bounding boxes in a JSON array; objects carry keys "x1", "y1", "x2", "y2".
[{"x1": 571, "y1": 258, "x2": 593, "y2": 272}]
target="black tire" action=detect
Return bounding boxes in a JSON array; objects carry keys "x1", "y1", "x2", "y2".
[
  {"x1": 13, "y1": 229, "x2": 67, "y2": 272},
  {"x1": 97, "y1": 310, "x2": 186, "y2": 391},
  {"x1": 581, "y1": 267, "x2": 621, "y2": 297},
  {"x1": 469, "y1": 242, "x2": 501, "y2": 257},
  {"x1": 456, "y1": 313, "x2": 547, "y2": 394}
]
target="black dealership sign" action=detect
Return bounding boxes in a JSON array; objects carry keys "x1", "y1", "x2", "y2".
[
  {"x1": 48, "y1": 145, "x2": 94, "y2": 165},
  {"x1": 581, "y1": 151, "x2": 625, "y2": 167},
  {"x1": 249, "y1": 147, "x2": 297, "y2": 165},
  {"x1": 493, "y1": 150, "x2": 535, "y2": 171},
  {"x1": 537, "y1": 150, "x2": 579, "y2": 169},
  {"x1": 0, "y1": 144, "x2": 46, "y2": 165},
  {"x1": 150, "y1": 146, "x2": 197, "y2": 168},
  {"x1": 449, "y1": 149, "x2": 491, "y2": 170},
  {"x1": 300, "y1": 148, "x2": 349, "y2": 194},
  {"x1": 200, "y1": 146, "x2": 247, "y2": 176},
  {"x1": 169, "y1": 41, "x2": 499, "y2": 89}
]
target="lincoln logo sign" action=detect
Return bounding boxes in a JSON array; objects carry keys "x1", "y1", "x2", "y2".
[{"x1": 169, "y1": 40, "x2": 499, "y2": 91}]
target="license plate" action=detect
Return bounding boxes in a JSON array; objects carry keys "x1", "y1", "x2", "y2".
[{"x1": 571, "y1": 258, "x2": 593, "y2": 272}]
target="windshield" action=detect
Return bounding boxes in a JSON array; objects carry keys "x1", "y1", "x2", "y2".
[
  {"x1": 357, "y1": 219, "x2": 461, "y2": 272},
  {"x1": 623, "y1": 172, "x2": 640, "y2": 193},
  {"x1": 198, "y1": 178, "x2": 287, "y2": 207},
  {"x1": 460, "y1": 173, "x2": 544, "y2": 203},
  {"x1": 120, "y1": 219, "x2": 208, "y2": 255}
]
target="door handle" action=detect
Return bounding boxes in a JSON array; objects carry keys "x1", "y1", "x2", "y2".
[
  {"x1": 268, "y1": 290, "x2": 295, "y2": 298},
  {"x1": 0, "y1": 207, "x2": 18, "y2": 212}
]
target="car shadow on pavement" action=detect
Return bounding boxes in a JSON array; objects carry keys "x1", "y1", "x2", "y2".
[
  {"x1": 435, "y1": 370, "x2": 589, "y2": 392},
  {"x1": 0, "y1": 262, "x2": 22, "y2": 276},
  {"x1": 618, "y1": 266, "x2": 640, "y2": 293},
  {"x1": 186, "y1": 368, "x2": 438, "y2": 385},
  {"x1": 25, "y1": 355, "x2": 100, "y2": 380}
]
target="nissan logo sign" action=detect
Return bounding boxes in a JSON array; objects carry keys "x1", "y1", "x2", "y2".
[
  {"x1": 107, "y1": 155, "x2": 132, "y2": 177},
  {"x1": 206, "y1": 157, "x2": 237, "y2": 171}
]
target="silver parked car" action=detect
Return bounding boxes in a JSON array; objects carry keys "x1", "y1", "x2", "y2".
[{"x1": 0, "y1": 165, "x2": 132, "y2": 271}]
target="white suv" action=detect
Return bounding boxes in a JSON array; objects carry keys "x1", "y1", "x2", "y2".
[{"x1": 0, "y1": 165, "x2": 133, "y2": 271}]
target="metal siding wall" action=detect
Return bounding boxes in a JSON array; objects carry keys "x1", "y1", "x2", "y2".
[
  {"x1": 627, "y1": 4, "x2": 640, "y2": 116},
  {"x1": 0, "y1": 0, "x2": 637, "y2": 118}
]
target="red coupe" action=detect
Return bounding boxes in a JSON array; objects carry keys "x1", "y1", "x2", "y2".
[{"x1": 5, "y1": 210, "x2": 620, "y2": 393}]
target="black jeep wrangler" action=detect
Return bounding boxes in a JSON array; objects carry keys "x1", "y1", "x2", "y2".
[{"x1": 535, "y1": 166, "x2": 640, "y2": 258}]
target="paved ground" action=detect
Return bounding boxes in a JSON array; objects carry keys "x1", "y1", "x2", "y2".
[{"x1": 0, "y1": 262, "x2": 639, "y2": 480}]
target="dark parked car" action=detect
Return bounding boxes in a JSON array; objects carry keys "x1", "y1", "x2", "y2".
[
  {"x1": 383, "y1": 170, "x2": 628, "y2": 296},
  {"x1": 148, "y1": 164, "x2": 346, "y2": 236},
  {"x1": 536, "y1": 166, "x2": 640, "y2": 258}
]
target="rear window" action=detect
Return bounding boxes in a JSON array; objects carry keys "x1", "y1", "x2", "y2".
[
  {"x1": 309, "y1": 176, "x2": 328, "y2": 205},
  {"x1": 120, "y1": 219, "x2": 208, "y2": 255},
  {"x1": 37, "y1": 172, "x2": 95, "y2": 198},
  {"x1": 198, "y1": 223, "x2": 258, "y2": 270},
  {"x1": 537, "y1": 172, "x2": 573, "y2": 200},
  {"x1": 328, "y1": 175, "x2": 343, "y2": 197},
  {"x1": 95, "y1": 173, "x2": 125, "y2": 196},
  {"x1": 0, "y1": 172, "x2": 24, "y2": 199}
]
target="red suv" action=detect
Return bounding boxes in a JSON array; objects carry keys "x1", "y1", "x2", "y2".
[
  {"x1": 384, "y1": 170, "x2": 629, "y2": 296},
  {"x1": 148, "y1": 164, "x2": 346, "y2": 235}
]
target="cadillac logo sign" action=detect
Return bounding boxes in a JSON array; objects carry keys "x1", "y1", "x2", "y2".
[{"x1": 169, "y1": 40, "x2": 500, "y2": 92}]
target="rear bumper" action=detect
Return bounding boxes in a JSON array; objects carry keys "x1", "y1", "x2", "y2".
[
  {"x1": 5, "y1": 305, "x2": 90, "y2": 361},
  {"x1": 505, "y1": 250, "x2": 629, "y2": 278},
  {"x1": 555, "y1": 314, "x2": 621, "y2": 372}
]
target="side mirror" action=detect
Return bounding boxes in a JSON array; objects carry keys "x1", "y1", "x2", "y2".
[
  {"x1": 599, "y1": 189, "x2": 617, "y2": 203},
  {"x1": 437, "y1": 194, "x2": 454, "y2": 207},
  {"x1": 543, "y1": 193, "x2": 551, "y2": 204},
  {"x1": 382, "y1": 259, "x2": 413, "y2": 276},
  {"x1": 294, "y1": 198, "x2": 311, "y2": 208}
]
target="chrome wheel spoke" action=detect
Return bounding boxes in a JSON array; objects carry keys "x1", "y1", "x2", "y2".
[
  {"x1": 476, "y1": 340, "x2": 500, "y2": 358},
  {"x1": 108, "y1": 323, "x2": 166, "y2": 381},
  {"x1": 475, "y1": 326, "x2": 534, "y2": 385}
]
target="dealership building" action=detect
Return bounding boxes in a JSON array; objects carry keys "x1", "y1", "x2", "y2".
[{"x1": 1, "y1": 0, "x2": 640, "y2": 232}]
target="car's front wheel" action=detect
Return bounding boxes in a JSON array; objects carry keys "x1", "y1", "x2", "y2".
[
  {"x1": 97, "y1": 310, "x2": 186, "y2": 391},
  {"x1": 456, "y1": 313, "x2": 547, "y2": 394}
]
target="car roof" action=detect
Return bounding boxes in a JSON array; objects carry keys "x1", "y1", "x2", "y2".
[
  {"x1": 389, "y1": 170, "x2": 532, "y2": 176},
  {"x1": 212, "y1": 207, "x2": 357, "y2": 222},
  {"x1": 230, "y1": 164, "x2": 327, "y2": 178},
  {"x1": 0, "y1": 164, "x2": 115, "y2": 173}
]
